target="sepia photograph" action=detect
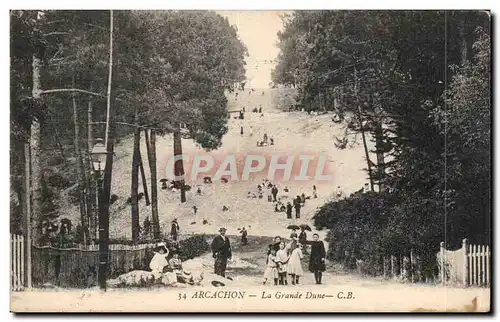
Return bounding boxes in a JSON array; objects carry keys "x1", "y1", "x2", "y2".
[{"x1": 9, "y1": 8, "x2": 491, "y2": 312}]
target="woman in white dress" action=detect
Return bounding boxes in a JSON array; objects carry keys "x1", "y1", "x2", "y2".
[
  {"x1": 287, "y1": 243, "x2": 304, "y2": 285},
  {"x1": 149, "y1": 242, "x2": 170, "y2": 283},
  {"x1": 275, "y1": 242, "x2": 289, "y2": 285}
]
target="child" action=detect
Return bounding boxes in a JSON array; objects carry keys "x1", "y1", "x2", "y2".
[
  {"x1": 168, "y1": 251, "x2": 194, "y2": 285},
  {"x1": 287, "y1": 243, "x2": 304, "y2": 285},
  {"x1": 275, "y1": 242, "x2": 289, "y2": 285},
  {"x1": 263, "y1": 249, "x2": 278, "y2": 285}
]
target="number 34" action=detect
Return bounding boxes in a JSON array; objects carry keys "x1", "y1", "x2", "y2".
[{"x1": 178, "y1": 293, "x2": 187, "y2": 300}]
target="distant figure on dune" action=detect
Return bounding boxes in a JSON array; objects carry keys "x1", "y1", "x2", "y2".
[
  {"x1": 336, "y1": 186, "x2": 343, "y2": 199},
  {"x1": 271, "y1": 185, "x2": 279, "y2": 202},
  {"x1": 286, "y1": 202, "x2": 293, "y2": 219},
  {"x1": 170, "y1": 219, "x2": 180, "y2": 241},
  {"x1": 293, "y1": 196, "x2": 301, "y2": 218},
  {"x1": 240, "y1": 227, "x2": 248, "y2": 246}
]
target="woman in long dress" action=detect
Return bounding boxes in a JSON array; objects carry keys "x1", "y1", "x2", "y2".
[
  {"x1": 309, "y1": 233, "x2": 326, "y2": 284},
  {"x1": 275, "y1": 242, "x2": 289, "y2": 285},
  {"x1": 287, "y1": 243, "x2": 304, "y2": 285}
]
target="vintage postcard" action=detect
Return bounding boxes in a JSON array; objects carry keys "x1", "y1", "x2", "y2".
[{"x1": 10, "y1": 9, "x2": 491, "y2": 312}]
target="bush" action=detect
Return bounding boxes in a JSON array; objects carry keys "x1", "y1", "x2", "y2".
[{"x1": 176, "y1": 234, "x2": 210, "y2": 261}]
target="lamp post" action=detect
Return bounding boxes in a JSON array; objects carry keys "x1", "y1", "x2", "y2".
[{"x1": 91, "y1": 138, "x2": 108, "y2": 290}]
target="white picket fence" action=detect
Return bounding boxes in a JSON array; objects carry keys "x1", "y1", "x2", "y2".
[
  {"x1": 438, "y1": 238, "x2": 491, "y2": 287},
  {"x1": 467, "y1": 242, "x2": 491, "y2": 287},
  {"x1": 11, "y1": 234, "x2": 25, "y2": 291}
]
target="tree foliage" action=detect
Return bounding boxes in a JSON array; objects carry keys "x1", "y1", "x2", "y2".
[
  {"x1": 10, "y1": 10, "x2": 247, "y2": 240},
  {"x1": 274, "y1": 11, "x2": 491, "y2": 276}
]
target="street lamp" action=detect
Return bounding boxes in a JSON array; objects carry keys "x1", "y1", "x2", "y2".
[
  {"x1": 91, "y1": 139, "x2": 107, "y2": 173},
  {"x1": 91, "y1": 138, "x2": 108, "y2": 291}
]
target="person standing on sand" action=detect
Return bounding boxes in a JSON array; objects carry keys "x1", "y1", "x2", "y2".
[
  {"x1": 263, "y1": 248, "x2": 278, "y2": 285},
  {"x1": 299, "y1": 228, "x2": 308, "y2": 254},
  {"x1": 240, "y1": 227, "x2": 248, "y2": 245},
  {"x1": 170, "y1": 219, "x2": 180, "y2": 241},
  {"x1": 309, "y1": 233, "x2": 326, "y2": 284},
  {"x1": 287, "y1": 243, "x2": 304, "y2": 285},
  {"x1": 275, "y1": 242, "x2": 289, "y2": 285},
  {"x1": 211, "y1": 227, "x2": 232, "y2": 277},
  {"x1": 286, "y1": 202, "x2": 293, "y2": 219},
  {"x1": 271, "y1": 185, "x2": 279, "y2": 202},
  {"x1": 293, "y1": 196, "x2": 301, "y2": 218}
]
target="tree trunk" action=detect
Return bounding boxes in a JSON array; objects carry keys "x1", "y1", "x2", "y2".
[
  {"x1": 138, "y1": 132, "x2": 150, "y2": 206},
  {"x1": 23, "y1": 141, "x2": 32, "y2": 287},
  {"x1": 459, "y1": 17, "x2": 468, "y2": 66},
  {"x1": 86, "y1": 91, "x2": 97, "y2": 241},
  {"x1": 374, "y1": 121, "x2": 386, "y2": 192},
  {"x1": 30, "y1": 50, "x2": 43, "y2": 244},
  {"x1": 130, "y1": 109, "x2": 140, "y2": 244},
  {"x1": 354, "y1": 68, "x2": 374, "y2": 191},
  {"x1": 173, "y1": 129, "x2": 186, "y2": 203},
  {"x1": 72, "y1": 75, "x2": 88, "y2": 244},
  {"x1": 145, "y1": 129, "x2": 160, "y2": 239}
]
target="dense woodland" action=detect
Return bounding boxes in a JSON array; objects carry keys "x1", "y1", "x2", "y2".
[
  {"x1": 10, "y1": 10, "x2": 247, "y2": 245},
  {"x1": 271, "y1": 11, "x2": 491, "y2": 278}
]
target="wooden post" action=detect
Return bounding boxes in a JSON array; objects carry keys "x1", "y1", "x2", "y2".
[
  {"x1": 472, "y1": 245, "x2": 477, "y2": 285},
  {"x1": 383, "y1": 256, "x2": 387, "y2": 278},
  {"x1": 23, "y1": 142, "x2": 32, "y2": 288},
  {"x1": 480, "y1": 245, "x2": 484, "y2": 286},
  {"x1": 462, "y1": 238, "x2": 469, "y2": 287},
  {"x1": 486, "y1": 245, "x2": 490, "y2": 286},
  {"x1": 440, "y1": 241, "x2": 445, "y2": 285},
  {"x1": 390, "y1": 255, "x2": 395, "y2": 277},
  {"x1": 410, "y1": 249, "x2": 414, "y2": 283},
  {"x1": 469, "y1": 243, "x2": 473, "y2": 287}
]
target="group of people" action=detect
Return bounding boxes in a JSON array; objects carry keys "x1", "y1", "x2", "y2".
[
  {"x1": 148, "y1": 242, "x2": 197, "y2": 285},
  {"x1": 264, "y1": 233, "x2": 326, "y2": 285},
  {"x1": 272, "y1": 185, "x2": 318, "y2": 220},
  {"x1": 209, "y1": 227, "x2": 327, "y2": 285},
  {"x1": 256, "y1": 132, "x2": 274, "y2": 147}
]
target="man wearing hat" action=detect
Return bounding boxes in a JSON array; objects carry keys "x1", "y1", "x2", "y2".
[{"x1": 211, "y1": 227, "x2": 232, "y2": 277}]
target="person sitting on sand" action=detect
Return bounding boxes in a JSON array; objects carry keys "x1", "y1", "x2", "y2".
[
  {"x1": 168, "y1": 251, "x2": 195, "y2": 285},
  {"x1": 149, "y1": 242, "x2": 170, "y2": 282}
]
